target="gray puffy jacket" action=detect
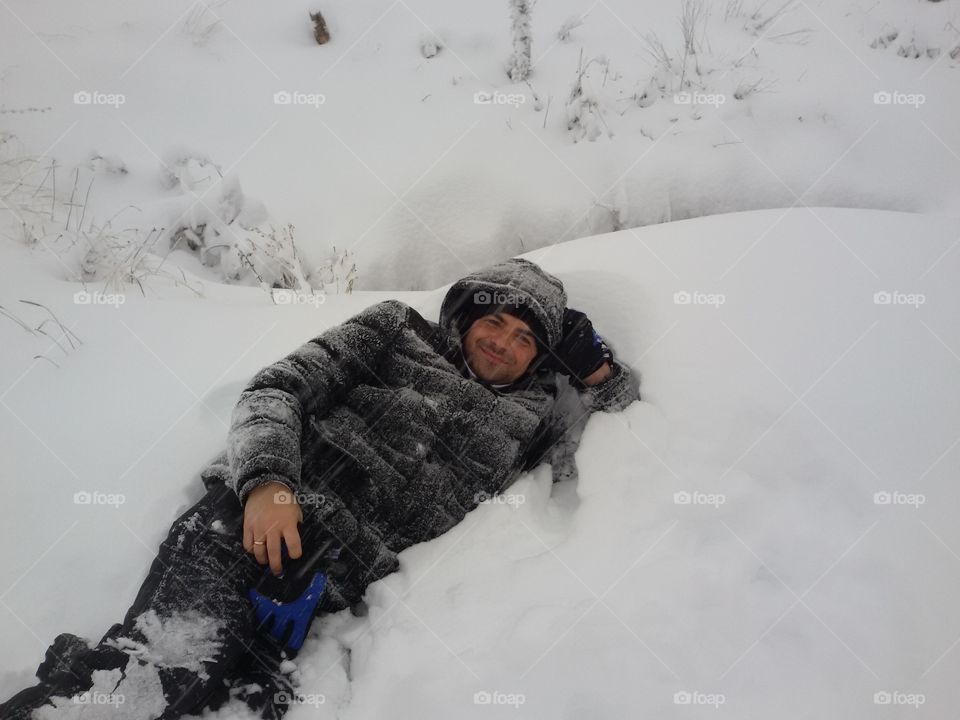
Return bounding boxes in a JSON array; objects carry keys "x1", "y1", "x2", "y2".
[{"x1": 199, "y1": 258, "x2": 639, "y2": 610}]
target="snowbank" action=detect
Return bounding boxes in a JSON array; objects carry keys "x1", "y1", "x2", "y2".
[{"x1": 1, "y1": 207, "x2": 957, "y2": 717}]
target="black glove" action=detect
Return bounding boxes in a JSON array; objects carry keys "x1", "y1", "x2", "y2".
[{"x1": 546, "y1": 308, "x2": 614, "y2": 388}]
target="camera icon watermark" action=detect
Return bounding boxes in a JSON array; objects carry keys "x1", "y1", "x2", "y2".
[
  {"x1": 74, "y1": 90, "x2": 126, "y2": 108},
  {"x1": 472, "y1": 689, "x2": 526, "y2": 707},
  {"x1": 274, "y1": 691, "x2": 325, "y2": 706},
  {"x1": 74, "y1": 290, "x2": 125, "y2": 308},
  {"x1": 673, "y1": 290, "x2": 725, "y2": 308},
  {"x1": 473, "y1": 90, "x2": 526, "y2": 107},
  {"x1": 273, "y1": 90, "x2": 326, "y2": 108},
  {"x1": 73, "y1": 691, "x2": 125, "y2": 707},
  {"x1": 274, "y1": 490, "x2": 327, "y2": 507},
  {"x1": 872, "y1": 290, "x2": 925, "y2": 308},
  {"x1": 271, "y1": 289, "x2": 327, "y2": 307},
  {"x1": 473, "y1": 290, "x2": 528, "y2": 306},
  {"x1": 873, "y1": 491, "x2": 925, "y2": 509},
  {"x1": 673, "y1": 91, "x2": 726, "y2": 108},
  {"x1": 674, "y1": 490, "x2": 726, "y2": 508},
  {"x1": 873, "y1": 690, "x2": 925, "y2": 707},
  {"x1": 673, "y1": 690, "x2": 726, "y2": 707},
  {"x1": 873, "y1": 90, "x2": 925, "y2": 108},
  {"x1": 73, "y1": 490, "x2": 126, "y2": 509},
  {"x1": 474, "y1": 490, "x2": 526, "y2": 508}
]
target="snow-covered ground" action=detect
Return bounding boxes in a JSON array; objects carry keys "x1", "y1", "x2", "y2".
[
  {"x1": 1, "y1": 0, "x2": 958, "y2": 291},
  {"x1": 2, "y1": 0, "x2": 959, "y2": 717},
  {"x1": 2, "y1": 207, "x2": 958, "y2": 718}
]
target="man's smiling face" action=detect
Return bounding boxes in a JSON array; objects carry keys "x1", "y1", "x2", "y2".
[{"x1": 463, "y1": 311, "x2": 539, "y2": 385}]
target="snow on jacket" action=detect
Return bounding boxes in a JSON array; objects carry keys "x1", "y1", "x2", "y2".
[{"x1": 199, "y1": 258, "x2": 639, "y2": 610}]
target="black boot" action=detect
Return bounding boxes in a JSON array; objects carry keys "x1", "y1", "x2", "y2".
[
  {"x1": 228, "y1": 631, "x2": 297, "y2": 720},
  {"x1": 0, "y1": 633, "x2": 129, "y2": 720}
]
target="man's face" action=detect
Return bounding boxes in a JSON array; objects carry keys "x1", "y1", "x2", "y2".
[{"x1": 463, "y1": 311, "x2": 539, "y2": 384}]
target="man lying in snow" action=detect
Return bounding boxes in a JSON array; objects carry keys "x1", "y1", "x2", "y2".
[{"x1": 1, "y1": 257, "x2": 639, "y2": 720}]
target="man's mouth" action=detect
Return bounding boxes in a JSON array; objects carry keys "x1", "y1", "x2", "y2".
[{"x1": 480, "y1": 347, "x2": 506, "y2": 365}]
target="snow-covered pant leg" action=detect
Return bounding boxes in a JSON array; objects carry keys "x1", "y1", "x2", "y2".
[
  {"x1": 25, "y1": 483, "x2": 268, "y2": 720},
  {"x1": 100, "y1": 482, "x2": 266, "y2": 719}
]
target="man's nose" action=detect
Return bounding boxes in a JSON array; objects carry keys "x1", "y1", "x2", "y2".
[{"x1": 487, "y1": 333, "x2": 509, "y2": 354}]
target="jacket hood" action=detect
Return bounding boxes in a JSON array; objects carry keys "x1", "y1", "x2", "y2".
[{"x1": 439, "y1": 258, "x2": 567, "y2": 351}]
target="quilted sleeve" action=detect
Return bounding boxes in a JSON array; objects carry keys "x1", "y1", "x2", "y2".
[
  {"x1": 582, "y1": 360, "x2": 640, "y2": 413},
  {"x1": 226, "y1": 299, "x2": 410, "y2": 505}
]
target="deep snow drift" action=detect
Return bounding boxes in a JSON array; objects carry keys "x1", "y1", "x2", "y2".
[{"x1": 1, "y1": 207, "x2": 958, "y2": 718}]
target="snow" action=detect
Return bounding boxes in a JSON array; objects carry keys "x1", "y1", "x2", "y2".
[
  {"x1": 2, "y1": 0, "x2": 959, "y2": 716},
  {"x1": 121, "y1": 608, "x2": 225, "y2": 681},
  {"x1": 1, "y1": 0, "x2": 958, "y2": 292},
  {"x1": 2, "y1": 207, "x2": 959, "y2": 718}
]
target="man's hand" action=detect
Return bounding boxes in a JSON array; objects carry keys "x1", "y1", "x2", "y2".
[
  {"x1": 243, "y1": 481, "x2": 303, "y2": 575},
  {"x1": 548, "y1": 308, "x2": 615, "y2": 388},
  {"x1": 582, "y1": 360, "x2": 612, "y2": 386}
]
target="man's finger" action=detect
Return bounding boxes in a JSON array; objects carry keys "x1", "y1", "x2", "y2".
[
  {"x1": 252, "y1": 528, "x2": 268, "y2": 565},
  {"x1": 243, "y1": 520, "x2": 254, "y2": 554},
  {"x1": 267, "y1": 530, "x2": 283, "y2": 575},
  {"x1": 285, "y1": 525, "x2": 303, "y2": 560}
]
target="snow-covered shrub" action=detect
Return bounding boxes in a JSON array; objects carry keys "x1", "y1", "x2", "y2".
[
  {"x1": 729, "y1": 0, "x2": 811, "y2": 44},
  {"x1": 420, "y1": 35, "x2": 442, "y2": 59},
  {"x1": 0, "y1": 131, "x2": 59, "y2": 245},
  {"x1": 160, "y1": 146, "x2": 221, "y2": 193},
  {"x1": 640, "y1": 0, "x2": 711, "y2": 96},
  {"x1": 307, "y1": 244, "x2": 358, "y2": 294},
  {"x1": 565, "y1": 52, "x2": 613, "y2": 143},
  {"x1": 506, "y1": 0, "x2": 532, "y2": 82},
  {"x1": 160, "y1": 155, "x2": 355, "y2": 293},
  {"x1": 557, "y1": 14, "x2": 585, "y2": 43}
]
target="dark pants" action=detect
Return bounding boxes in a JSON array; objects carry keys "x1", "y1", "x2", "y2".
[
  {"x1": 3, "y1": 483, "x2": 302, "y2": 719},
  {"x1": 2, "y1": 475, "x2": 407, "y2": 720}
]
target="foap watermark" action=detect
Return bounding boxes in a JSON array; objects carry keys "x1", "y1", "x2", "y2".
[
  {"x1": 474, "y1": 490, "x2": 526, "y2": 508},
  {"x1": 74, "y1": 90, "x2": 126, "y2": 108},
  {"x1": 274, "y1": 490, "x2": 327, "y2": 507},
  {"x1": 873, "y1": 290, "x2": 925, "y2": 309},
  {"x1": 674, "y1": 490, "x2": 726, "y2": 508},
  {"x1": 473, "y1": 290, "x2": 528, "y2": 306},
  {"x1": 473, "y1": 690, "x2": 526, "y2": 708},
  {"x1": 474, "y1": 90, "x2": 526, "y2": 107},
  {"x1": 674, "y1": 290, "x2": 725, "y2": 308},
  {"x1": 273, "y1": 90, "x2": 326, "y2": 108},
  {"x1": 274, "y1": 691, "x2": 325, "y2": 706},
  {"x1": 673, "y1": 690, "x2": 726, "y2": 707},
  {"x1": 73, "y1": 691, "x2": 125, "y2": 708},
  {"x1": 874, "y1": 690, "x2": 925, "y2": 707},
  {"x1": 74, "y1": 490, "x2": 126, "y2": 508},
  {"x1": 74, "y1": 290, "x2": 125, "y2": 308},
  {"x1": 271, "y1": 289, "x2": 327, "y2": 307},
  {"x1": 874, "y1": 491, "x2": 925, "y2": 509},
  {"x1": 673, "y1": 91, "x2": 726, "y2": 108},
  {"x1": 873, "y1": 90, "x2": 925, "y2": 108}
]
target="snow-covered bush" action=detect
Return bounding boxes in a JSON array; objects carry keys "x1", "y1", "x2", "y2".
[
  {"x1": 0, "y1": 131, "x2": 56, "y2": 245},
  {"x1": 557, "y1": 14, "x2": 585, "y2": 43},
  {"x1": 506, "y1": 0, "x2": 532, "y2": 82},
  {"x1": 565, "y1": 52, "x2": 614, "y2": 143},
  {"x1": 420, "y1": 34, "x2": 442, "y2": 59},
  {"x1": 159, "y1": 149, "x2": 355, "y2": 293}
]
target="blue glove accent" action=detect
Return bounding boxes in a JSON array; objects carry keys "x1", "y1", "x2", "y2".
[
  {"x1": 247, "y1": 537, "x2": 342, "y2": 651},
  {"x1": 248, "y1": 571, "x2": 328, "y2": 651}
]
